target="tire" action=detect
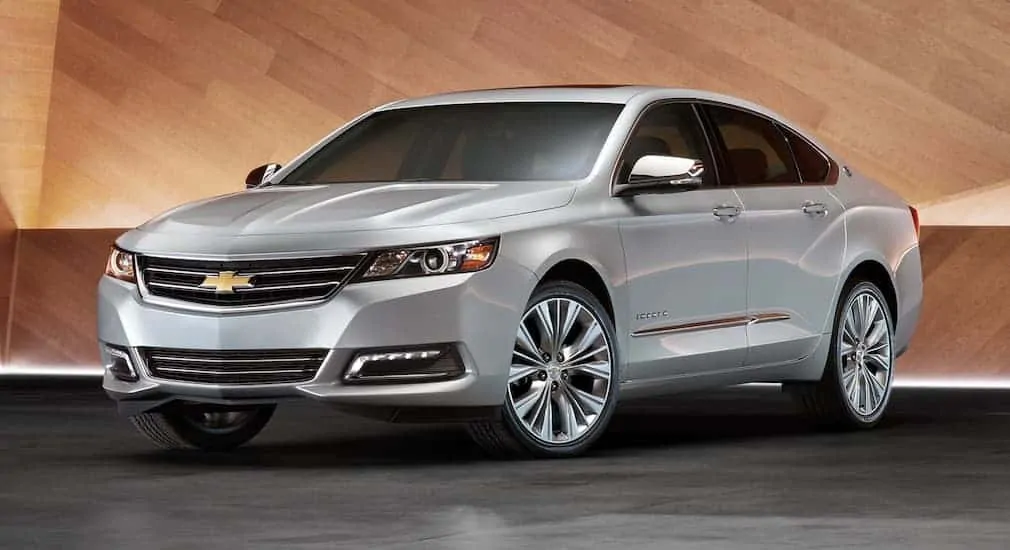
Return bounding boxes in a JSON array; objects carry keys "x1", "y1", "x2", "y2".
[
  {"x1": 789, "y1": 280, "x2": 895, "y2": 430},
  {"x1": 467, "y1": 280, "x2": 620, "y2": 459},
  {"x1": 130, "y1": 403, "x2": 276, "y2": 452}
]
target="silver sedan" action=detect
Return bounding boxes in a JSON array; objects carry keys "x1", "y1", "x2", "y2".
[{"x1": 98, "y1": 85, "x2": 922, "y2": 458}]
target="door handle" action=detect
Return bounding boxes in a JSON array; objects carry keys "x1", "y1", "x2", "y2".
[
  {"x1": 712, "y1": 204, "x2": 741, "y2": 219},
  {"x1": 801, "y1": 201, "x2": 828, "y2": 216}
]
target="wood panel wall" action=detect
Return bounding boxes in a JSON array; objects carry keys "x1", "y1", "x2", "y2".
[
  {"x1": 2, "y1": 226, "x2": 1007, "y2": 382},
  {"x1": 4, "y1": 229, "x2": 122, "y2": 369},
  {"x1": 10, "y1": 0, "x2": 1008, "y2": 229},
  {"x1": 896, "y1": 226, "x2": 1010, "y2": 379},
  {"x1": 0, "y1": 0, "x2": 60, "y2": 229},
  {"x1": 0, "y1": 199, "x2": 15, "y2": 366}
]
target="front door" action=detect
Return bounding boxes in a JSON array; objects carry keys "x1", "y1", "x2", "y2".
[{"x1": 617, "y1": 102, "x2": 749, "y2": 382}]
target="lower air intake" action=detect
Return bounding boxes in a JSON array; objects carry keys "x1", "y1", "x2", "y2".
[{"x1": 142, "y1": 348, "x2": 329, "y2": 385}]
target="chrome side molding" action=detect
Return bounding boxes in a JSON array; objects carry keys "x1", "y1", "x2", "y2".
[{"x1": 631, "y1": 312, "x2": 791, "y2": 338}]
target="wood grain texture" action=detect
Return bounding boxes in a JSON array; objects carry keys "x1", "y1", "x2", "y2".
[
  {"x1": 896, "y1": 226, "x2": 1010, "y2": 378},
  {"x1": 5, "y1": 226, "x2": 1010, "y2": 381},
  {"x1": 0, "y1": 0, "x2": 60, "y2": 228},
  {"x1": 5, "y1": 228, "x2": 123, "y2": 369},
  {"x1": 0, "y1": 198, "x2": 15, "y2": 365},
  {"x1": 917, "y1": 179, "x2": 1010, "y2": 226},
  {"x1": 13, "y1": 0, "x2": 1009, "y2": 228}
]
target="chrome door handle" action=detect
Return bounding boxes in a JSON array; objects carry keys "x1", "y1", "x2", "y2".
[
  {"x1": 712, "y1": 204, "x2": 741, "y2": 219},
  {"x1": 801, "y1": 201, "x2": 828, "y2": 216}
]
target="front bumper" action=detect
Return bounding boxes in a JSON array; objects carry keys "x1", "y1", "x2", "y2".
[{"x1": 98, "y1": 259, "x2": 537, "y2": 417}]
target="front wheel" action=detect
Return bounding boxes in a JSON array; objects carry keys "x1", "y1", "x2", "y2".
[
  {"x1": 789, "y1": 280, "x2": 895, "y2": 429},
  {"x1": 467, "y1": 281, "x2": 619, "y2": 459},
  {"x1": 130, "y1": 403, "x2": 275, "y2": 452}
]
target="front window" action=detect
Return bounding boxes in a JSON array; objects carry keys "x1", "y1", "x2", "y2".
[{"x1": 277, "y1": 102, "x2": 623, "y2": 185}]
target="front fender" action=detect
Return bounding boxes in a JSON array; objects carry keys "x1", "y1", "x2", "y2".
[{"x1": 497, "y1": 221, "x2": 629, "y2": 374}]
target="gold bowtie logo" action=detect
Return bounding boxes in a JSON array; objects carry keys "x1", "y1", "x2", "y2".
[{"x1": 199, "y1": 271, "x2": 253, "y2": 294}]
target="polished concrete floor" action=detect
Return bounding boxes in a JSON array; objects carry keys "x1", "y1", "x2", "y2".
[{"x1": 1, "y1": 381, "x2": 1009, "y2": 549}]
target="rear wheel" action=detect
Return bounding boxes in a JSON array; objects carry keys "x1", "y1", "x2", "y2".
[
  {"x1": 467, "y1": 281, "x2": 619, "y2": 458},
  {"x1": 790, "y1": 280, "x2": 895, "y2": 429},
  {"x1": 130, "y1": 403, "x2": 275, "y2": 452}
]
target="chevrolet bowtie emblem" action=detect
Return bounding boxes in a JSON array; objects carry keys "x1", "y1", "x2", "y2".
[{"x1": 199, "y1": 271, "x2": 253, "y2": 294}]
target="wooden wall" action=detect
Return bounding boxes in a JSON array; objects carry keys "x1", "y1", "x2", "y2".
[
  {"x1": 0, "y1": 199, "x2": 15, "y2": 366},
  {"x1": 6, "y1": 0, "x2": 1008, "y2": 228},
  {"x1": 897, "y1": 226, "x2": 1010, "y2": 380},
  {"x1": 4, "y1": 229, "x2": 122, "y2": 370},
  {"x1": 0, "y1": 0, "x2": 60, "y2": 229}
]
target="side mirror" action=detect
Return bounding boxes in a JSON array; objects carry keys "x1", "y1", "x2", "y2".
[
  {"x1": 245, "y1": 163, "x2": 282, "y2": 189},
  {"x1": 621, "y1": 155, "x2": 704, "y2": 195}
]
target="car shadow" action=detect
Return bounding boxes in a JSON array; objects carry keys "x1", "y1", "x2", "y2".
[{"x1": 124, "y1": 388, "x2": 948, "y2": 470}]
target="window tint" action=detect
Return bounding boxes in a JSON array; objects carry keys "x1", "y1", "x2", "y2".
[
  {"x1": 618, "y1": 103, "x2": 715, "y2": 187},
  {"x1": 706, "y1": 105, "x2": 798, "y2": 186},
  {"x1": 278, "y1": 102, "x2": 623, "y2": 184},
  {"x1": 780, "y1": 126, "x2": 831, "y2": 183}
]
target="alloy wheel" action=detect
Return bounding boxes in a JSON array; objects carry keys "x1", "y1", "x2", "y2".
[
  {"x1": 839, "y1": 290, "x2": 893, "y2": 417},
  {"x1": 507, "y1": 297, "x2": 613, "y2": 445}
]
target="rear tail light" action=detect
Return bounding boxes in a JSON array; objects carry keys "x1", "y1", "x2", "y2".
[{"x1": 909, "y1": 206, "x2": 920, "y2": 239}]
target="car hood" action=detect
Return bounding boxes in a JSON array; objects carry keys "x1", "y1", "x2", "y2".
[{"x1": 137, "y1": 181, "x2": 576, "y2": 237}]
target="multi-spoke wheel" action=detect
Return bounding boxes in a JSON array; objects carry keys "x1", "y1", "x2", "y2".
[
  {"x1": 467, "y1": 281, "x2": 619, "y2": 458},
  {"x1": 789, "y1": 280, "x2": 895, "y2": 429},
  {"x1": 130, "y1": 403, "x2": 276, "y2": 452},
  {"x1": 839, "y1": 290, "x2": 893, "y2": 418}
]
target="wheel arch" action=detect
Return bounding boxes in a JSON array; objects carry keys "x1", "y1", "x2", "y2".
[
  {"x1": 538, "y1": 259, "x2": 615, "y2": 322},
  {"x1": 839, "y1": 257, "x2": 898, "y2": 326}
]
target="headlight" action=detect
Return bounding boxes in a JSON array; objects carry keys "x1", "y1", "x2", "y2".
[
  {"x1": 355, "y1": 237, "x2": 499, "y2": 281},
  {"x1": 105, "y1": 247, "x2": 136, "y2": 283}
]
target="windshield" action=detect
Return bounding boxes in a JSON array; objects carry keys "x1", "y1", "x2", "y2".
[{"x1": 277, "y1": 102, "x2": 623, "y2": 185}]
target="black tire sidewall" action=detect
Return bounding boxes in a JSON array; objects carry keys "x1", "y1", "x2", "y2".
[
  {"x1": 501, "y1": 281, "x2": 620, "y2": 458},
  {"x1": 829, "y1": 281, "x2": 895, "y2": 427},
  {"x1": 163, "y1": 404, "x2": 276, "y2": 452}
]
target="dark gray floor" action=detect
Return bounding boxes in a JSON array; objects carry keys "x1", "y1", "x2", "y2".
[{"x1": 1, "y1": 381, "x2": 1009, "y2": 549}]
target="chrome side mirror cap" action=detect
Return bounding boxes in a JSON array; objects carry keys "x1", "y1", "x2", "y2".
[
  {"x1": 627, "y1": 155, "x2": 704, "y2": 190},
  {"x1": 245, "y1": 163, "x2": 282, "y2": 189}
]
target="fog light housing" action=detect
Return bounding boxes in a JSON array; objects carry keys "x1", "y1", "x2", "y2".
[
  {"x1": 104, "y1": 345, "x2": 138, "y2": 382},
  {"x1": 344, "y1": 345, "x2": 464, "y2": 384}
]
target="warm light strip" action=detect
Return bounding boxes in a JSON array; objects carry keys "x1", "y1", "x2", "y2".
[
  {"x1": 892, "y1": 377, "x2": 1010, "y2": 390},
  {"x1": 0, "y1": 365, "x2": 105, "y2": 377}
]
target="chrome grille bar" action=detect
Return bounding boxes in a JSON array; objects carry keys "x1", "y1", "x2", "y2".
[
  {"x1": 137, "y1": 253, "x2": 366, "y2": 307},
  {"x1": 142, "y1": 347, "x2": 329, "y2": 385},
  {"x1": 149, "y1": 355, "x2": 320, "y2": 364}
]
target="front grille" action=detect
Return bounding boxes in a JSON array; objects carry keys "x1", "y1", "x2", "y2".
[
  {"x1": 137, "y1": 254, "x2": 366, "y2": 307},
  {"x1": 142, "y1": 348, "x2": 329, "y2": 385}
]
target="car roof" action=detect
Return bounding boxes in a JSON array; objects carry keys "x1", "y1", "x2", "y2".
[{"x1": 380, "y1": 85, "x2": 755, "y2": 110}]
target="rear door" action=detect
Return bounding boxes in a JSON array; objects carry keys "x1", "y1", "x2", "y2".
[{"x1": 700, "y1": 104, "x2": 845, "y2": 367}]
